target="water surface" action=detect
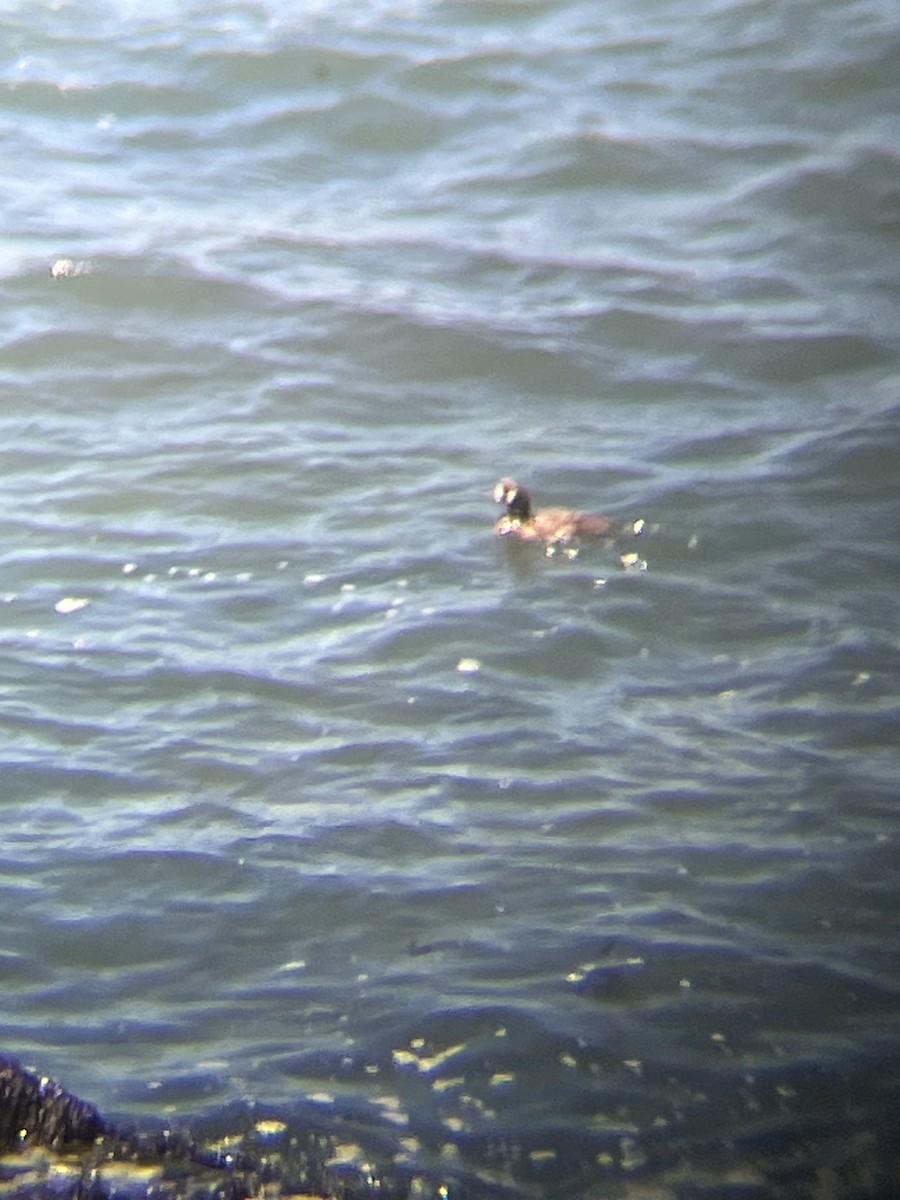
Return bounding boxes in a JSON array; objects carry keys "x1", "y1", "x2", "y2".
[{"x1": 1, "y1": 0, "x2": 899, "y2": 1195}]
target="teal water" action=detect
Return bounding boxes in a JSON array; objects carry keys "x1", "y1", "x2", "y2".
[{"x1": 1, "y1": 0, "x2": 899, "y2": 1195}]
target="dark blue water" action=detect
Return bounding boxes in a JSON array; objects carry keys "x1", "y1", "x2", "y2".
[{"x1": 1, "y1": 0, "x2": 899, "y2": 1195}]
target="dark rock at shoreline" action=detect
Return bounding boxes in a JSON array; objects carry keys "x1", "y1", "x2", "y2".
[
  {"x1": 0, "y1": 1057, "x2": 387, "y2": 1198},
  {"x1": 1, "y1": 1057, "x2": 517, "y2": 1200},
  {"x1": 1, "y1": 1058, "x2": 106, "y2": 1154}
]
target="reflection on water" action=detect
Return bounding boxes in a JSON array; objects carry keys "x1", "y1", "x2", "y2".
[{"x1": 1, "y1": 0, "x2": 899, "y2": 1194}]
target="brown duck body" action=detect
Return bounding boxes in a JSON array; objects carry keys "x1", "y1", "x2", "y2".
[{"x1": 493, "y1": 478, "x2": 643, "y2": 545}]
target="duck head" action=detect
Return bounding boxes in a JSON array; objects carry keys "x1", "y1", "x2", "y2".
[{"x1": 493, "y1": 477, "x2": 532, "y2": 521}]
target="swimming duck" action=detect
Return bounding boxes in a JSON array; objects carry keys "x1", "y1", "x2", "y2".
[{"x1": 493, "y1": 477, "x2": 644, "y2": 546}]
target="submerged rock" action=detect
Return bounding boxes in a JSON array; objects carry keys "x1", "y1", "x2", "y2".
[{"x1": 0, "y1": 1057, "x2": 488, "y2": 1200}]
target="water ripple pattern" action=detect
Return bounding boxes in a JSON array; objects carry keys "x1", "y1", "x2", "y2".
[{"x1": 1, "y1": 0, "x2": 899, "y2": 1195}]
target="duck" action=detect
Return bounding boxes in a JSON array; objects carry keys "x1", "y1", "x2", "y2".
[{"x1": 493, "y1": 477, "x2": 644, "y2": 546}]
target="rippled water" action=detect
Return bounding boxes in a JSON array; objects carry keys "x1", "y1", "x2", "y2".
[{"x1": 2, "y1": 0, "x2": 899, "y2": 1195}]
